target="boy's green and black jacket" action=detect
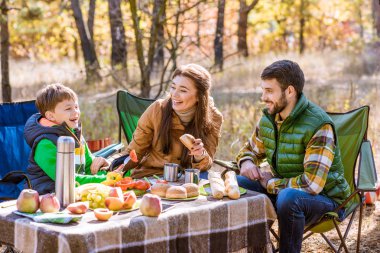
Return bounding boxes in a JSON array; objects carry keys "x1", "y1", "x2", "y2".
[{"x1": 24, "y1": 113, "x2": 106, "y2": 194}]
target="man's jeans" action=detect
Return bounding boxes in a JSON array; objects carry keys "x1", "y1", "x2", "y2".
[{"x1": 237, "y1": 175, "x2": 338, "y2": 253}]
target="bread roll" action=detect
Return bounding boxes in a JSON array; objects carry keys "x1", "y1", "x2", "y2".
[
  {"x1": 179, "y1": 134, "x2": 195, "y2": 150},
  {"x1": 166, "y1": 186, "x2": 187, "y2": 199},
  {"x1": 151, "y1": 183, "x2": 171, "y2": 197},
  {"x1": 208, "y1": 171, "x2": 226, "y2": 199},
  {"x1": 224, "y1": 171, "x2": 240, "y2": 199},
  {"x1": 182, "y1": 183, "x2": 200, "y2": 198}
]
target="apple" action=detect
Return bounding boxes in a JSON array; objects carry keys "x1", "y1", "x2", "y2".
[
  {"x1": 104, "y1": 197, "x2": 124, "y2": 211},
  {"x1": 108, "y1": 187, "x2": 124, "y2": 200},
  {"x1": 94, "y1": 208, "x2": 113, "y2": 221},
  {"x1": 40, "y1": 194, "x2": 60, "y2": 213},
  {"x1": 140, "y1": 193, "x2": 162, "y2": 217},
  {"x1": 66, "y1": 202, "x2": 89, "y2": 214},
  {"x1": 122, "y1": 191, "x2": 137, "y2": 209},
  {"x1": 16, "y1": 189, "x2": 40, "y2": 213}
]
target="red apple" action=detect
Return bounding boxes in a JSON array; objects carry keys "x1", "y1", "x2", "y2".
[
  {"x1": 40, "y1": 194, "x2": 60, "y2": 213},
  {"x1": 66, "y1": 202, "x2": 89, "y2": 214},
  {"x1": 94, "y1": 208, "x2": 113, "y2": 221},
  {"x1": 123, "y1": 191, "x2": 137, "y2": 209},
  {"x1": 104, "y1": 197, "x2": 124, "y2": 211},
  {"x1": 140, "y1": 193, "x2": 162, "y2": 217},
  {"x1": 16, "y1": 189, "x2": 40, "y2": 213}
]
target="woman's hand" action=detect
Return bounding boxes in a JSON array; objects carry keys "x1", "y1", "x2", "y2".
[
  {"x1": 189, "y1": 138, "x2": 206, "y2": 161},
  {"x1": 90, "y1": 157, "x2": 110, "y2": 175}
]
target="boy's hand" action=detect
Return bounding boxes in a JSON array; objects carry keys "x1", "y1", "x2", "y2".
[{"x1": 91, "y1": 157, "x2": 110, "y2": 175}]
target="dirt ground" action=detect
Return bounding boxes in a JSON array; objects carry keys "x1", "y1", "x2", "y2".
[{"x1": 295, "y1": 201, "x2": 380, "y2": 252}]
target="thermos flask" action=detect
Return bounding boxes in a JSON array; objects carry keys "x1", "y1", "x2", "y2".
[{"x1": 55, "y1": 136, "x2": 75, "y2": 207}]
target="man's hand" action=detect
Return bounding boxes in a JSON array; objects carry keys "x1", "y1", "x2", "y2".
[
  {"x1": 259, "y1": 171, "x2": 274, "y2": 189},
  {"x1": 240, "y1": 160, "x2": 262, "y2": 181},
  {"x1": 90, "y1": 157, "x2": 110, "y2": 175}
]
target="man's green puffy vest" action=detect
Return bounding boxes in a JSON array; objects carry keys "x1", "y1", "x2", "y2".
[{"x1": 259, "y1": 94, "x2": 351, "y2": 205}]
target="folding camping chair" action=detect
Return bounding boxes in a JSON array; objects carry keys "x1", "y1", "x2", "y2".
[
  {"x1": 116, "y1": 90, "x2": 155, "y2": 144},
  {"x1": 0, "y1": 100, "x2": 37, "y2": 201},
  {"x1": 298, "y1": 106, "x2": 378, "y2": 253}
]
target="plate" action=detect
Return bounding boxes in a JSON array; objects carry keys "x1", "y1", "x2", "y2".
[
  {"x1": 161, "y1": 195, "x2": 199, "y2": 201},
  {"x1": 14, "y1": 211, "x2": 82, "y2": 224},
  {"x1": 201, "y1": 183, "x2": 247, "y2": 196}
]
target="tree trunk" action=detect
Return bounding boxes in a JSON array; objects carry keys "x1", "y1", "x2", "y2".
[
  {"x1": 108, "y1": 0, "x2": 127, "y2": 78},
  {"x1": 299, "y1": 0, "x2": 305, "y2": 55},
  {"x1": 71, "y1": 0, "x2": 101, "y2": 83},
  {"x1": 237, "y1": 1, "x2": 248, "y2": 57},
  {"x1": 153, "y1": 0, "x2": 166, "y2": 72},
  {"x1": 214, "y1": 0, "x2": 225, "y2": 71},
  {"x1": 88, "y1": 0, "x2": 96, "y2": 41},
  {"x1": 373, "y1": 0, "x2": 380, "y2": 37},
  {"x1": 1, "y1": 0, "x2": 11, "y2": 102},
  {"x1": 237, "y1": 0, "x2": 259, "y2": 57},
  {"x1": 129, "y1": 0, "x2": 150, "y2": 97}
]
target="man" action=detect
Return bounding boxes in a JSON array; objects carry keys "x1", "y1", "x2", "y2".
[{"x1": 236, "y1": 60, "x2": 350, "y2": 253}]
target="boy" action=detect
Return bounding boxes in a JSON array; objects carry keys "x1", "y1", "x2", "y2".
[{"x1": 24, "y1": 83, "x2": 109, "y2": 194}]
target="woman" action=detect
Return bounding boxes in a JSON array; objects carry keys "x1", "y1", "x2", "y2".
[{"x1": 124, "y1": 64, "x2": 223, "y2": 178}]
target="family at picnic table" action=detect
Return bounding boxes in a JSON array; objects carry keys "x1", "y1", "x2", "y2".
[{"x1": 23, "y1": 60, "x2": 351, "y2": 253}]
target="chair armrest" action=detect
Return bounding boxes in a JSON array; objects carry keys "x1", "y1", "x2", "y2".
[{"x1": 93, "y1": 143, "x2": 124, "y2": 158}]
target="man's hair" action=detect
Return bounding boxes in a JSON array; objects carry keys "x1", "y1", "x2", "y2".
[
  {"x1": 261, "y1": 60, "x2": 305, "y2": 97},
  {"x1": 35, "y1": 83, "x2": 78, "y2": 116}
]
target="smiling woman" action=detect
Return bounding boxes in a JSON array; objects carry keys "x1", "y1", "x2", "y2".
[{"x1": 121, "y1": 64, "x2": 224, "y2": 179}]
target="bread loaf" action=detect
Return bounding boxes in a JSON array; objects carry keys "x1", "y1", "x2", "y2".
[
  {"x1": 151, "y1": 183, "x2": 171, "y2": 197},
  {"x1": 179, "y1": 134, "x2": 195, "y2": 150},
  {"x1": 166, "y1": 186, "x2": 187, "y2": 199},
  {"x1": 182, "y1": 183, "x2": 200, "y2": 198},
  {"x1": 224, "y1": 171, "x2": 240, "y2": 199},
  {"x1": 208, "y1": 171, "x2": 226, "y2": 199}
]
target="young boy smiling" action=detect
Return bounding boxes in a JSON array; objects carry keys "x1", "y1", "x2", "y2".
[{"x1": 24, "y1": 83, "x2": 109, "y2": 194}]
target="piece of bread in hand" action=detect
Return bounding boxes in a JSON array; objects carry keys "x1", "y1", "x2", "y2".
[{"x1": 179, "y1": 134, "x2": 195, "y2": 150}]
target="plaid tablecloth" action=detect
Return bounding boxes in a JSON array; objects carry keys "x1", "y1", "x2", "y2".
[{"x1": 0, "y1": 191, "x2": 276, "y2": 253}]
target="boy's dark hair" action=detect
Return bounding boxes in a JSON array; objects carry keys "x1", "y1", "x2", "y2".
[
  {"x1": 261, "y1": 60, "x2": 305, "y2": 98},
  {"x1": 35, "y1": 83, "x2": 78, "y2": 117}
]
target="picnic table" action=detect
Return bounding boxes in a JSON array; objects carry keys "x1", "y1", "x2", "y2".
[{"x1": 0, "y1": 189, "x2": 276, "y2": 253}]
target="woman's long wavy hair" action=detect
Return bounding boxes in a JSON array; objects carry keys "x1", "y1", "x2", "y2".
[{"x1": 159, "y1": 64, "x2": 216, "y2": 167}]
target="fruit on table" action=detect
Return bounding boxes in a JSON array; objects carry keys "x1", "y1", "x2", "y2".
[
  {"x1": 129, "y1": 149, "x2": 138, "y2": 163},
  {"x1": 105, "y1": 197, "x2": 124, "y2": 211},
  {"x1": 102, "y1": 171, "x2": 123, "y2": 186},
  {"x1": 16, "y1": 189, "x2": 40, "y2": 213},
  {"x1": 108, "y1": 187, "x2": 124, "y2": 199},
  {"x1": 76, "y1": 184, "x2": 111, "y2": 209},
  {"x1": 94, "y1": 208, "x2": 113, "y2": 221},
  {"x1": 139, "y1": 194, "x2": 162, "y2": 217},
  {"x1": 123, "y1": 191, "x2": 137, "y2": 209},
  {"x1": 66, "y1": 202, "x2": 89, "y2": 214},
  {"x1": 40, "y1": 194, "x2": 61, "y2": 213},
  {"x1": 134, "y1": 180, "x2": 151, "y2": 191}
]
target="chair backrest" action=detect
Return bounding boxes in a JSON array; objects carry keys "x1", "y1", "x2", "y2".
[
  {"x1": 327, "y1": 106, "x2": 369, "y2": 214},
  {"x1": 116, "y1": 90, "x2": 155, "y2": 143},
  {"x1": 0, "y1": 100, "x2": 38, "y2": 178}
]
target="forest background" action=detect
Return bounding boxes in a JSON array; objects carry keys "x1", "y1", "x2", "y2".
[{"x1": 1, "y1": 1, "x2": 380, "y2": 251}]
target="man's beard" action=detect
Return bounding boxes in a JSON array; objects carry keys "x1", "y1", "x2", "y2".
[{"x1": 265, "y1": 92, "x2": 288, "y2": 115}]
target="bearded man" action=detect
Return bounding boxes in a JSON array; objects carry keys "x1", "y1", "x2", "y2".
[{"x1": 236, "y1": 60, "x2": 350, "y2": 253}]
